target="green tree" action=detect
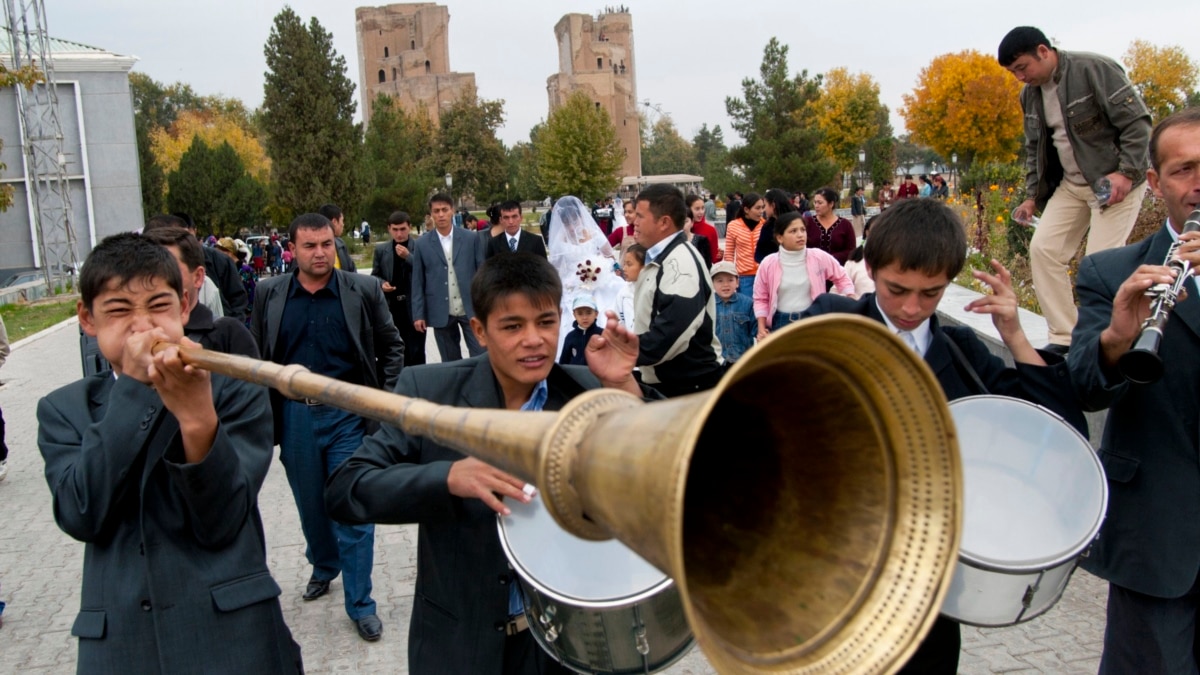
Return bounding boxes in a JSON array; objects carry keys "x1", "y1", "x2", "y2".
[
  {"x1": 641, "y1": 116, "x2": 699, "y2": 176},
  {"x1": 360, "y1": 93, "x2": 439, "y2": 226},
  {"x1": 507, "y1": 131, "x2": 542, "y2": 203},
  {"x1": 725, "y1": 38, "x2": 837, "y2": 191},
  {"x1": 536, "y1": 91, "x2": 624, "y2": 202},
  {"x1": 167, "y1": 138, "x2": 265, "y2": 235},
  {"x1": 864, "y1": 106, "x2": 896, "y2": 190},
  {"x1": 810, "y1": 68, "x2": 884, "y2": 173},
  {"x1": 692, "y1": 123, "x2": 727, "y2": 170},
  {"x1": 438, "y1": 86, "x2": 507, "y2": 206},
  {"x1": 262, "y1": 7, "x2": 362, "y2": 223}
]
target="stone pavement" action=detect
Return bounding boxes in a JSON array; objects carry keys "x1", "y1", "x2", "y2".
[{"x1": 0, "y1": 309, "x2": 1106, "y2": 673}]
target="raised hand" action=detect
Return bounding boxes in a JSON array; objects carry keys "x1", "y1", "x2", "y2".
[{"x1": 447, "y1": 457, "x2": 531, "y2": 516}]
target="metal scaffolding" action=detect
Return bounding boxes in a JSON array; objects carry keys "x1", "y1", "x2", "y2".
[{"x1": 4, "y1": 0, "x2": 80, "y2": 289}]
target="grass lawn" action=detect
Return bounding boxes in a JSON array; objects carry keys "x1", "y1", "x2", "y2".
[{"x1": 1, "y1": 297, "x2": 78, "y2": 342}]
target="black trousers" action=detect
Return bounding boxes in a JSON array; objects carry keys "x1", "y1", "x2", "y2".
[
  {"x1": 1099, "y1": 571, "x2": 1200, "y2": 675},
  {"x1": 389, "y1": 297, "x2": 426, "y2": 368},
  {"x1": 650, "y1": 366, "x2": 726, "y2": 398},
  {"x1": 502, "y1": 630, "x2": 573, "y2": 675},
  {"x1": 898, "y1": 615, "x2": 960, "y2": 674}
]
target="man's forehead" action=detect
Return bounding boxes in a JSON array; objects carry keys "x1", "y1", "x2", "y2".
[{"x1": 295, "y1": 227, "x2": 333, "y2": 243}]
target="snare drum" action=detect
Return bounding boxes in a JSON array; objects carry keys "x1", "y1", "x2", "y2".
[
  {"x1": 498, "y1": 496, "x2": 695, "y2": 674},
  {"x1": 941, "y1": 396, "x2": 1108, "y2": 626}
]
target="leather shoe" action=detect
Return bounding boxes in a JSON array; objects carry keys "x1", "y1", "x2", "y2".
[
  {"x1": 354, "y1": 614, "x2": 383, "y2": 642},
  {"x1": 302, "y1": 577, "x2": 331, "y2": 601}
]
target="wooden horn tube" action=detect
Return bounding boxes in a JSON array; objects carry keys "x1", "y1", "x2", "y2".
[{"x1": 156, "y1": 313, "x2": 962, "y2": 675}]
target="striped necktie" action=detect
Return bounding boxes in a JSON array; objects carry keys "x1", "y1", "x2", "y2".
[{"x1": 509, "y1": 236, "x2": 518, "y2": 252}]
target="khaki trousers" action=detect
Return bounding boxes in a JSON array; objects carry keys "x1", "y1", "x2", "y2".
[
  {"x1": 852, "y1": 214, "x2": 866, "y2": 240},
  {"x1": 1030, "y1": 180, "x2": 1147, "y2": 346}
]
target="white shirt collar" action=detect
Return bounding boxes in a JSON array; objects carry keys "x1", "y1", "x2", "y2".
[
  {"x1": 437, "y1": 228, "x2": 454, "y2": 244},
  {"x1": 646, "y1": 230, "x2": 682, "y2": 264},
  {"x1": 874, "y1": 296, "x2": 932, "y2": 357}
]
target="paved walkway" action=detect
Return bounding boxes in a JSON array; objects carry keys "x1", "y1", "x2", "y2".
[{"x1": 0, "y1": 301, "x2": 1106, "y2": 673}]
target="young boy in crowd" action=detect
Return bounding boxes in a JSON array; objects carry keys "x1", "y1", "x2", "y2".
[
  {"x1": 37, "y1": 233, "x2": 302, "y2": 673},
  {"x1": 559, "y1": 294, "x2": 603, "y2": 365},
  {"x1": 325, "y1": 252, "x2": 652, "y2": 674},
  {"x1": 711, "y1": 261, "x2": 755, "y2": 363},
  {"x1": 801, "y1": 198, "x2": 1085, "y2": 673}
]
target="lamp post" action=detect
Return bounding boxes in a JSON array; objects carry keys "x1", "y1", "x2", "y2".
[
  {"x1": 506, "y1": 181, "x2": 510, "y2": 200},
  {"x1": 857, "y1": 148, "x2": 867, "y2": 190},
  {"x1": 951, "y1": 153, "x2": 958, "y2": 194}
]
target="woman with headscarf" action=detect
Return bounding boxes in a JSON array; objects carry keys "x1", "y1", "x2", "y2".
[
  {"x1": 722, "y1": 192, "x2": 766, "y2": 297},
  {"x1": 754, "y1": 188, "x2": 799, "y2": 262},
  {"x1": 546, "y1": 196, "x2": 624, "y2": 348}
]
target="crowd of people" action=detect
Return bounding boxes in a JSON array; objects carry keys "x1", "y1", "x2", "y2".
[{"x1": 20, "y1": 22, "x2": 1200, "y2": 675}]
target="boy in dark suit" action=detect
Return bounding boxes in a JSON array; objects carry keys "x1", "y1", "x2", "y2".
[
  {"x1": 326, "y1": 253, "x2": 652, "y2": 674},
  {"x1": 802, "y1": 198, "x2": 1084, "y2": 673},
  {"x1": 37, "y1": 233, "x2": 302, "y2": 673},
  {"x1": 486, "y1": 200, "x2": 548, "y2": 259}
]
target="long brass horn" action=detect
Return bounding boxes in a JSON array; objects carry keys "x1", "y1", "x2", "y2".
[{"x1": 158, "y1": 314, "x2": 961, "y2": 674}]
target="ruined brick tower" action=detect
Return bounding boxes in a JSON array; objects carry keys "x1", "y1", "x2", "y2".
[
  {"x1": 355, "y1": 3, "x2": 476, "y2": 127},
  {"x1": 546, "y1": 10, "x2": 642, "y2": 178}
]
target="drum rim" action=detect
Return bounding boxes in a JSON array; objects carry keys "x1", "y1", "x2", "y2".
[
  {"x1": 496, "y1": 512, "x2": 676, "y2": 609},
  {"x1": 949, "y1": 395, "x2": 1109, "y2": 573}
]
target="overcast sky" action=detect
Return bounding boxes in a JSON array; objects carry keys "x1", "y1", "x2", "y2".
[{"x1": 45, "y1": 1, "x2": 1200, "y2": 147}]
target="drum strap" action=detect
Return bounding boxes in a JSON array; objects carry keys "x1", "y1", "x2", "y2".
[{"x1": 943, "y1": 332, "x2": 990, "y2": 396}]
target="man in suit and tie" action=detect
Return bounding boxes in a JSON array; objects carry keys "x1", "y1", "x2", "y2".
[
  {"x1": 412, "y1": 193, "x2": 486, "y2": 361},
  {"x1": 250, "y1": 213, "x2": 404, "y2": 642},
  {"x1": 326, "y1": 253, "x2": 651, "y2": 674},
  {"x1": 486, "y1": 200, "x2": 547, "y2": 259},
  {"x1": 39, "y1": 233, "x2": 303, "y2": 672},
  {"x1": 372, "y1": 211, "x2": 425, "y2": 367},
  {"x1": 1068, "y1": 107, "x2": 1200, "y2": 673},
  {"x1": 802, "y1": 198, "x2": 1084, "y2": 673}
]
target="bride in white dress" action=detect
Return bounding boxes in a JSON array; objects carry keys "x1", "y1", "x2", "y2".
[{"x1": 546, "y1": 196, "x2": 625, "y2": 350}]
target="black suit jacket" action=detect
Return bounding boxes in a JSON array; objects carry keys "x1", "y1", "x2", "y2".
[
  {"x1": 1070, "y1": 225, "x2": 1200, "y2": 598},
  {"x1": 203, "y1": 245, "x2": 249, "y2": 319},
  {"x1": 249, "y1": 269, "x2": 404, "y2": 442},
  {"x1": 335, "y1": 237, "x2": 357, "y2": 273},
  {"x1": 326, "y1": 357, "x2": 598, "y2": 674},
  {"x1": 38, "y1": 373, "x2": 302, "y2": 673},
  {"x1": 371, "y1": 239, "x2": 415, "y2": 301},
  {"x1": 486, "y1": 229, "x2": 548, "y2": 259}
]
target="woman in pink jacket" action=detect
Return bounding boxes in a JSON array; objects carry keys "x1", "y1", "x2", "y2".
[{"x1": 753, "y1": 212, "x2": 855, "y2": 339}]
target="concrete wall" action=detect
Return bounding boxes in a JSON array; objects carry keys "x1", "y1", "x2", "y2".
[{"x1": 0, "y1": 70, "x2": 143, "y2": 277}]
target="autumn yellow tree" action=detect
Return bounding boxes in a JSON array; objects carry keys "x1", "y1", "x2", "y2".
[
  {"x1": 1123, "y1": 40, "x2": 1199, "y2": 121},
  {"x1": 150, "y1": 109, "x2": 270, "y2": 188},
  {"x1": 900, "y1": 49, "x2": 1023, "y2": 166},
  {"x1": 809, "y1": 67, "x2": 882, "y2": 172}
]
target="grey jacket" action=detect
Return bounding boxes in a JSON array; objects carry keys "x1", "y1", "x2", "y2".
[
  {"x1": 411, "y1": 226, "x2": 485, "y2": 327},
  {"x1": 1019, "y1": 49, "x2": 1151, "y2": 211}
]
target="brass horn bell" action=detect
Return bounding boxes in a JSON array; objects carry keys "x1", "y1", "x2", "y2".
[{"x1": 160, "y1": 314, "x2": 962, "y2": 674}]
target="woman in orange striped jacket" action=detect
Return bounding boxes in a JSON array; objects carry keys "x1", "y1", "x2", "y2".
[{"x1": 722, "y1": 192, "x2": 767, "y2": 296}]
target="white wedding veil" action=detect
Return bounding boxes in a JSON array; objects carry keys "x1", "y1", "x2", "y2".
[{"x1": 547, "y1": 196, "x2": 614, "y2": 256}]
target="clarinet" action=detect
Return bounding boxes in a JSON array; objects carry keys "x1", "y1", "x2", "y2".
[{"x1": 1118, "y1": 208, "x2": 1200, "y2": 384}]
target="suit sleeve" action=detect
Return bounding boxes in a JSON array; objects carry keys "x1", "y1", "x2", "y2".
[
  {"x1": 1068, "y1": 254, "x2": 1130, "y2": 412},
  {"x1": 485, "y1": 235, "x2": 499, "y2": 259},
  {"x1": 248, "y1": 279, "x2": 270, "y2": 358},
  {"x1": 160, "y1": 376, "x2": 275, "y2": 549},
  {"x1": 325, "y1": 369, "x2": 459, "y2": 525},
  {"x1": 1091, "y1": 58, "x2": 1152, "y2": 183},
  {"x1": 411, "y1": 242, "x2": 427, "y2": 324},
  {"x1": 371, "y1": 246, "x2": 386, "y2": 281}
]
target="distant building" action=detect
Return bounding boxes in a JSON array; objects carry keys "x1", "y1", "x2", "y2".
[
  {"x1": 547, "y1": 10, "x2": 642, "y2": 178},
  {"x1": 0, "y1": 30, "x2": 142, "y2": 277},
  {"x1": 355, "y1": 3, "x2": 477, "y2": 127}
]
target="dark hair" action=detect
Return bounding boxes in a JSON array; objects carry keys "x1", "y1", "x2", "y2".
[
  {"x1": 387, "y1": 210, "x2": 411, "y2": 225},
  {"x1": 635, "y1": 183, "x2": 687, "y2": 230},
  {"x1": 429, "y1": 193, "x2": 453, "y2": 208},
  {"x1": 997, "y1": 26, "x2": 1052, "y2": 67},
  {"x1": 850, "y1": 245, "x2": 865, "y2": 263},
  {"x1": 499, "y1": 200, "x2": 522, "y2": 215},
  {"x1": 80, "y1": 232, "x2": 183, "y2": 311},
  {"x1": 1150, "y1": 107, "x2": 1200, "y2": 171},
  {"x1": 903, "y1": 174, "x2": 914, "y2": 180},
  {"x1": 145, "y1": 214, "x2": 190, "y2": 231},
  {"x1": 863, "y1": 199, "x2": 966, "y2": 279},
  {"x1": 317, "y1": 204, "x2": 343, "y2": 222},
  {"x1": 623, "y1": 243, "x2": 647, "y2": 265},
  {"x1": 736, "y1": 192, "x2": 763, "y2": 221},
  {"x1": 813, "y1": 187, "x2": 839, "y2": 206},
  {"x1": 470, "y1": 252, "x2": 562, "y2": 323},
  {"x1": 918, "y1": 175, "x2": 930, "y2": 186},
  {"x1": 773, "y1": 211, "x2": 805, "y2": 238},
  {"x1": 141, "y1": 226, "x2": 204, "y2": 272},
  {"x1": 287, "y1": 212, "x2": 333, "y2": 244},
  {"x1": 685, "y1": 193, "x2": 703, "y2": 208},
  {"x1": 764, "y1": 189, "x2": 797, "y2": 218},
  {"x1": 171, "y1": 212, "x2": 195, "y2": 229}
]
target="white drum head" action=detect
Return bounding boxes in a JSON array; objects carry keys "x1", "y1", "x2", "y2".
[
  {"x1": 950, "y1": 396, "x2": 1106, "y2": 572},
  {"x1": 498, "y1": 496, "x2": 670, "y2": 606}
]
